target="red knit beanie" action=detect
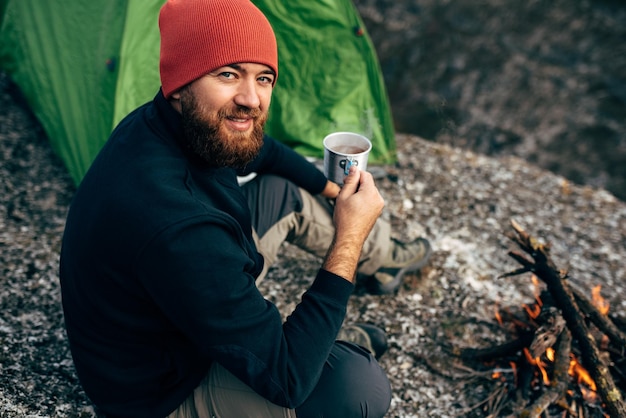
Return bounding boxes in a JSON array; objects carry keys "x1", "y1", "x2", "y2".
[{"x1": 159, "y1": 0, "x2": 278, "y2": 99}]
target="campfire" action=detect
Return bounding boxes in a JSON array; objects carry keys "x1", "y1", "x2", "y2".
[{"x1": 454, "y1": 220, "x2": 626, "y2": 417}]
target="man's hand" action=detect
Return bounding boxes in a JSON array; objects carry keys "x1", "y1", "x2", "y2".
[
  {"x1": 320, "y1": 180, "x2": 340, "y2": 200},
  {"x1": 322, "y1": 167, "x2": 384, "y2": 282}
]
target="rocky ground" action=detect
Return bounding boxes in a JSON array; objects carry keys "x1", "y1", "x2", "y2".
[
  {"x1": 354, "y1": 0, "x2": 626, "y2": 201},
  {"x1": 2, "y1": 1, "x2": 626, "y2": 416},
  {"x1": 1, "y1": 68, "x2": 625, "y2": 417}
]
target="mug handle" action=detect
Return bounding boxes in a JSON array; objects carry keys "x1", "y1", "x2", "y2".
[{"x1": 339, "y1": 158, "x2": 358, "y2": 175}]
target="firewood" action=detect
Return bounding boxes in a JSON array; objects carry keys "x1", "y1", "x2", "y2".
[
  {"x1": 518, "y1": 329, "x2": 572, "y2": 418},
  {"x1": 612, "y1": 315, "x2": 626, "y2": 333},
  {"x1": 505, "y1": 220, "x2": 626, "y2": 418},
  {"x1": 456, "y1": 331, "x2": 535, "y2": 361},
  {"x1": 571, "y1": 285, "x2": 626, "y2": 349},
  {"x1": 514, "y1": 358, "x2": 536, "y2": 411},
  {"x1": 529, "y1": 306, "x2": 566, "y2": 358}
]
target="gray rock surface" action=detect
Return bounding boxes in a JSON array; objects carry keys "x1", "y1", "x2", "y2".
[
  {"x1": 354, "y1": 0, "x2": 626, "y2": 201},
  {"x1": 2, "y1": 71, "x2": 625, "y2": 416}
]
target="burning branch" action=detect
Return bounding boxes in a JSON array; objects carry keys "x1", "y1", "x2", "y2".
[
  {"x1": 571, "y1": 286, "x2": 626, "y2": 349},
  {"x1": 504, "y1": 219, "x2": 626, "y2": 418},
  {"x1": 456, "y1": 332, "x2": 534, "y2": 362},
  {"x1": 519, "y1": 328, "x2": 572, "y2": 418}
]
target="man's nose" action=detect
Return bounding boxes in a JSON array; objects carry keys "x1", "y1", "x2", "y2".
[{"x1": 234, "y1": 79, "x2": 261, "y2": 109}]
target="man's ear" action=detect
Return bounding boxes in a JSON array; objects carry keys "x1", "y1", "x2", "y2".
[{"x1": 168, "y1": 91, "x2": 182, "y2": 113}]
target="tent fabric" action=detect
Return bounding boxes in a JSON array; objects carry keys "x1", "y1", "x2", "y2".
[
  {"x1": 1, "y1": 1, "x2": 128, "y2": 184},
  {"x1": 252, "y1": 0, "x2": 396, "y2": 163},
  {"x1": 1, "y1": 0, "x2": 396, "y2": 186}
]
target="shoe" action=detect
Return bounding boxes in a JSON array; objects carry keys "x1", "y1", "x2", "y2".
[
  {"x1": 368, "y1": 237, "x2": 432, "y2": 295},
  {"x1": 336, "y1": 323, "x2": 388, "y2": 359}
]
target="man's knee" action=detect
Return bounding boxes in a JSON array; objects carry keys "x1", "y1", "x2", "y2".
[
  {"x1": 242, "y1": 174, "x2": 303, "y2": 238},
  {"x1": 296, "y1": 341, "x2": 392, "y2": 418}
]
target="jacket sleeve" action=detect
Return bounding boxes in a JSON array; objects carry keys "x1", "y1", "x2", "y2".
[{"x1": 135, "y1": 215, "x2": 354, "y2": 408}]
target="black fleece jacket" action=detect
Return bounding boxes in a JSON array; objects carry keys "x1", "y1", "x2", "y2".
[{"x1": 59, "y1": 91, "x2": 354, "y2": 417}]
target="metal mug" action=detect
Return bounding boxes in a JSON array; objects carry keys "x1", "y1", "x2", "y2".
[{"x1": 323, "y1": 132, "x2": 372, "y2": 185}]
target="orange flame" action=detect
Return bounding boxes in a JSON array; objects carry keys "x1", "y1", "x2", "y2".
[
  {"x1": 521, "y1": 275, "x2": 544, "y2": 321},
  {"x1": 592, "y1": 285, "x2": 610, "y2": 315},
  {"x1": 494, "y1": 302, "x2": 503, "y2": 326},
  {"x1": 531, "y1": 275, "x2": 543, "y2": 307},
  {"x1": 523, "y1": 348, "x2": 550, "y2": 385},
  {"x1": 569, "y1": 355, "x2": 597, "y2": 392},
  {"x1": 523, "y1": 303, "x2": 541, "y2": 320},
  {"x1": 510, "y1": 361, "x2": 517, "y2": 383}
]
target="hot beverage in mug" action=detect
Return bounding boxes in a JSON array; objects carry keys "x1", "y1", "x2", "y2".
[
  {"x1": 330, "y1": 145, "x2": 368, "y2": 154},
  {"x1": 323, "y1": 132, "x2": 372, "y2": 185}
]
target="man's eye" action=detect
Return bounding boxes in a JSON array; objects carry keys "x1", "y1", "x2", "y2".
[
  {"x1": 220, "y1": 72, "x2": 235, "y2": 79},
  {"x1": 259, "y1": 76, "x2": 274, "y2": 84}
]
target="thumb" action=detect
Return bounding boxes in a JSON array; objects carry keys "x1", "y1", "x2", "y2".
[{"x1": 339, "y1": 166, "x2": 360, "y2": 195}]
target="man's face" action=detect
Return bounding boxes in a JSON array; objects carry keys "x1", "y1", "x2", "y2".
[{"x1": 175, "y1": 63, "x2": 275, "y2": 168}]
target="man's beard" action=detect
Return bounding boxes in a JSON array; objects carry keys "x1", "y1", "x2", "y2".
[{"x1": 179, "y1": 88, "x2": 266, "y2": 168}]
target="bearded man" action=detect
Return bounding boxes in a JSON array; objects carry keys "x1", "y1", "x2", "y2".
[{"x1": 59, "y1": 1, "x2": 431, "y2": 417}]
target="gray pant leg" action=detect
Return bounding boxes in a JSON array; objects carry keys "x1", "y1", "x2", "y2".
[
  {"x1": 295, "y1": 341, "x2": 392, "y2": 418},
  {"x1": 168, "y1": 343, "x2": 390, "y2": 418}
]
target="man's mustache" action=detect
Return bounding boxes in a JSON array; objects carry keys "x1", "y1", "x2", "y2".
[{"x1": 221, "y1": 106, "x2": 263, "y2": 120}]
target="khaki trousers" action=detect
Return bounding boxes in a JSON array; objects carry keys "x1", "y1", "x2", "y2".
[
  {"x1": 167, "y1": 362, "x2": 296, "y2": 418},
  {"x1": 246, "y1": 175, "x2": 392, "y2": 282}
]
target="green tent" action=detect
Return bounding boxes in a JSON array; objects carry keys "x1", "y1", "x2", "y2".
[{"x1": 0, "y1": 0, "x2": 396, "y2": 185}]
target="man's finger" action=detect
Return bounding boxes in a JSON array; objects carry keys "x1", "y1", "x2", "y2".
[{"x1": 339, "y1": 166, "x2": 360, "y2": 195}]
